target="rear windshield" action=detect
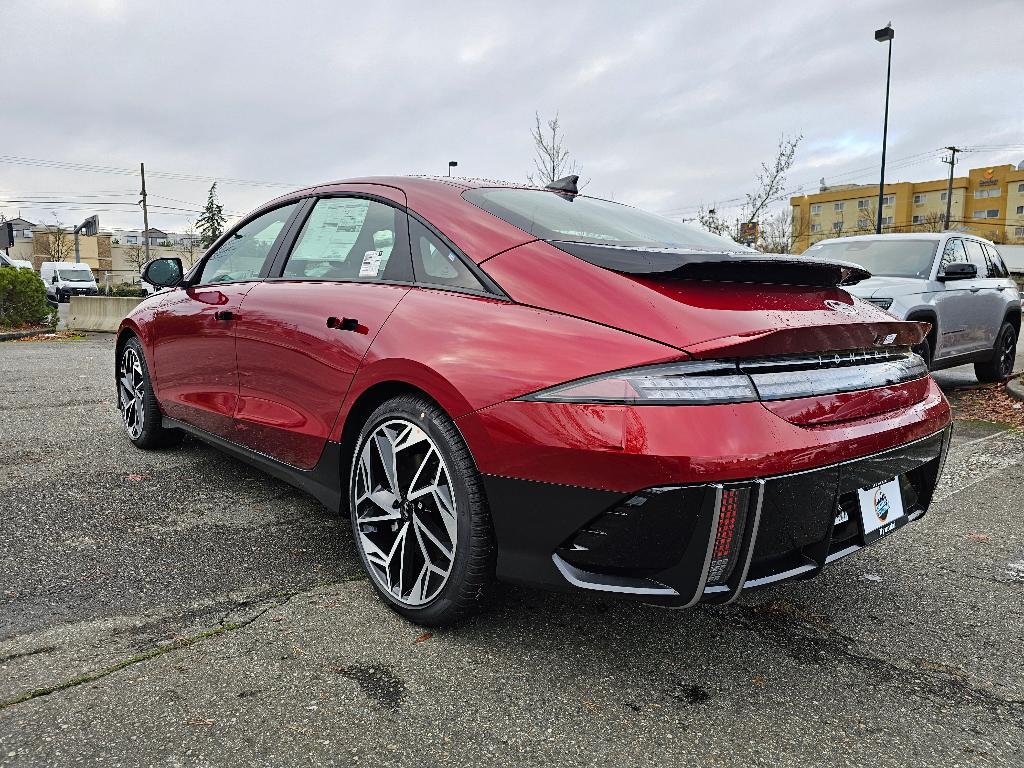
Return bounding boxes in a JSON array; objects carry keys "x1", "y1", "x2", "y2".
[
  {"x1": 464, "y1": 188, "x2": 753, "y2": 252},
  {"x1": 804, "y1": 239, "x2": 938, "y2": 278}
]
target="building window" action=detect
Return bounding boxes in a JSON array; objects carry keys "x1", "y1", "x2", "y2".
[
  {"x1": 832, "y1": 221, "x2": 842, "y2": 232},
  {"x1": 810, "y1": 203, "x2": 822, "y2": 214},
  {"x1": 127, "y1": 236, "x2": 138, "y2": 244},
  {"x1": 882, "y1": 216, "x2": 894, "y2": 226},
  {"x1": 834, "y1": 202, "x2": 844, "y2": 212},
  {"x1": 913, "y1": 193, "x2": 926, "y2": 205},
  {"x1": 973, "y1": 209, "x2": 999, "y2": 219},
  {"x1": 1017, "y1": 205, "x2": 1024, "y2": 215},
  {"x1": 940, "y1": 191, "x2": 948, "y2": 202},
  {"x1": 882, "y1": 194, "x2": 895, "y2": 207},
  {"x1": 1018, "y1": 183, "x2": 1024, "y2": 193},
  {"x1": 974, "y1": 188, "x2": 1000, "y2": 198},
  {"x1": 912, "y1": 215, "x2": 922, "y2": 224},
  {"x1": 857, "y1": 199, "x2": 870, "y2": 209},
  {"x1": 1016, "y1": 226, "x2": 1024, "y2": 237},
  {"x1": 22, "y1": 230, "x2": 32, "y2": 239},
  {"x1": 810, "y1": 223, "x2": 822, "y2": 233}
]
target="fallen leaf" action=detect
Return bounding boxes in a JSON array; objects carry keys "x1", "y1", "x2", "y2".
[
  {"x1": 413, "y1": 632, "x2": 433, "y2": 644},
  {"x1": 966, "y1": 532, "x2": 991, "y2": 543},
  {"x1": 126, "y1": 474, "x2": 144, "y2": 482}
]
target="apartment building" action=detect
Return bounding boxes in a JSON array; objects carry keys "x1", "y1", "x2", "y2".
[{"x1": 790, "y1": 162, "x2": 1024, "y2": 252}]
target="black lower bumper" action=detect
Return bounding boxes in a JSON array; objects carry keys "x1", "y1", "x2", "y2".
[{"x1": 482, "y1": 427, "x2": 951, "y2": 606}]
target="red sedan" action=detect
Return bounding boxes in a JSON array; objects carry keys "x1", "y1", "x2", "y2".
[{"x1": 119, "y1": 175, "x2": 951, "y2": 626}]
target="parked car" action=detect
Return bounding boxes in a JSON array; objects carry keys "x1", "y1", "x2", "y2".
[
  {"x1": 806, "y1": 233, "x2": 1020, "y2": 382},
  {"x1": 39, "y1": 262, "x2": 99, "y2": 303},
  {"x1": 0, "y1": 253, "x2": 34, "y2": 271},
  {"x1": 118, "y1": 176, "x2": 951, "y2": 626}
]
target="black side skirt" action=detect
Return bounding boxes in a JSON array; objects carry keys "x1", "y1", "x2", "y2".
[{"x1": 163, "y1": 416, "x2": 344, "y2": 513}]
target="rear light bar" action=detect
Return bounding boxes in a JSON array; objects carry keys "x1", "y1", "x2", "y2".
[{"x1": 519, "y1": 348, "x2": 927, "y2": 406}]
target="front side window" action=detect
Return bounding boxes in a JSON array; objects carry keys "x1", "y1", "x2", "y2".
[
  {"x1": 409, "y1": 218, "x2": 484, "y2": 292},
  {"x1": 983, "y1": 244, "x2": 1009, "y2": 278},
  {"x1": 963, "y1": 240, "x2": 989, "y2": 277},
  {"x1": 940, "y1": 238, "x2": 968, "y2": 272},
  {"x1": 197, "y1": 203, "x2": 298, "y2": 284},
  {"x1": 281, "y1": 197, "x2": 409, "y2": 282}
]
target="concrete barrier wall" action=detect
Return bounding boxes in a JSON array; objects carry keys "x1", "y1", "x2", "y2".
[{"x1": 67, "y1": 296, "x2": 144, "y2": 333}]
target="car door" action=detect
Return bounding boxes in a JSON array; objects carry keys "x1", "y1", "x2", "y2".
[
  {"x1": 231, "y1": 191, "x2": 414, "y2": 468},
  {"x1": 962, "y1": 239, "x2": 1005, "y2": 352},
  {"x1": 931, "y1": 237, "x2": 976, "y2": 360},
  {"x1": 149, "y1": 202, "x2": 299, "y2": 437}
]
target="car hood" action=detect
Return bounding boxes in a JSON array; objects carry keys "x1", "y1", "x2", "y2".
[
  {"x1": 843, "y1": 275, "x2": 926, "y2": 299},
  {"x1": 482, "y1": 241, "x2": 927, "y2": 358}
]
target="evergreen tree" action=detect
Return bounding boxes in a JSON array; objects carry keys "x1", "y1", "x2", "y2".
[{"x1": 196, "y1": 183, "x2": 226, "y2": 247}]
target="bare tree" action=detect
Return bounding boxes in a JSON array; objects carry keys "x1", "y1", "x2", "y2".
[
  {"x1": 177, "y1": 221, "x2": 202, "y2": 268},
  {"x1": 45, "y1": 217, "x2": 74, "y2": 262},
  {"x1": 124, "y1": 243, "x2": 147, "y2": 277},
  {"x1": 759, "y1": 208, "x2": 810, "y2": 254},
  {"x1": 527, "y1": 111, "x2": 582, "y2": 186},
  {"x1": 908, "y1": 211, "x2": 946, "y2": 233},
  {"x1": 698, "y1": 134, "x2": 803, "y2": 249},
  {"x1": 744, "y1": 134, "x2": 802, "y2": 225}
]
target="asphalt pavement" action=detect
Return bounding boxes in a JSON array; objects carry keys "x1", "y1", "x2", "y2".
[{"x1": 0, "y1": 334, "x2": 1022, "y2": 767}]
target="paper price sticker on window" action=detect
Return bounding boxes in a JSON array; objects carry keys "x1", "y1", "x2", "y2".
[{"x1": 359, "y1": 250, "x2": 384, "y2": 278}]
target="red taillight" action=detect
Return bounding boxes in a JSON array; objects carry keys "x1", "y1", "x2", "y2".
[{"x1": 706, "y1": 486, "x2": 750, "y2": 585}]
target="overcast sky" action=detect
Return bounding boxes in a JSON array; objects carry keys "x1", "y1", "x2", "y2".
[{"x1": 2, "y1": 0, "x2": 1023, "y2": 233}]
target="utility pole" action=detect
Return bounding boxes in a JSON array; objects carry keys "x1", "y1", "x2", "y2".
[
  {"x1": 140, "y1": 162, "x2": 151, "y2": 264},
  {"x1": 942, "y1": 147, "x2": 959, "y2": 229}
]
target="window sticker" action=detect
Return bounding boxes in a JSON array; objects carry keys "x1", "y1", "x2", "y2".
[{"x1": 359, "y1": 250, "x2": 384, "y2": 277}]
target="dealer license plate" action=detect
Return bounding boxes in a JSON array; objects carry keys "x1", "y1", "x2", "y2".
[{"x1": 857, "y1": 478, "x2": 906, "y2": 545}]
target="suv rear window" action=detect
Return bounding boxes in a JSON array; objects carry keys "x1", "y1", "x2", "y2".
[{"x1": 464, "y1": 188, "x2": 751, "y2": 252}]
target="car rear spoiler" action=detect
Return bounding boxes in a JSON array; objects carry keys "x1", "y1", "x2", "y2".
[{"x1": 550, "y1": 241, "x2": 871, "y2": 287}]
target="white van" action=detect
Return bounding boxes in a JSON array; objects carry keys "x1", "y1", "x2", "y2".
[
  {"x1": 0, "y1": 253, "x2": 34, "y2": 271},
  {"x1": 39, "y1": 262, "x2": 99, "y2": 303}
]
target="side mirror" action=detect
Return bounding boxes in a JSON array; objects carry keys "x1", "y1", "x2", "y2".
[
  {"x1": 938, "y1": 262, "x2": 977, "y2": 282},
  {"x1": 51, "y1": 274, "x2": 58, "y2": 284},
  {"x1": 141, "y1": 257, "x2": 184, "y2": 288}
]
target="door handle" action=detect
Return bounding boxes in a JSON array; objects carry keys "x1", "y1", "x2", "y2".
[
  {"x1": 214, "y1": 310, "x2": 234, "y2": 321},
  {"x1": 327, "y1": 316, "x2": 359, "y2": 332}
]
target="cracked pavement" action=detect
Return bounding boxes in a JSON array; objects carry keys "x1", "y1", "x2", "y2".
[{"x1": 1, "y1": 334, "x2": 1022, "y2": 767}]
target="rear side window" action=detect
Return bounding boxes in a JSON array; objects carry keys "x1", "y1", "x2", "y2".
[
  {"x1": 197, "y1": 203, "x2": 298, "y2": 284},
  {"x1": 963, "y1": 240, "x2": 989, "y2": 277},
  {"x1": 282, "y1": 197, "x2": 411, "y2": 282},
  {"x1": 939, "y1": 238, "x2": 968, "y2": 273},
  {"x1": 409, "y1": 218, "x2": 485, "y2": 292}
]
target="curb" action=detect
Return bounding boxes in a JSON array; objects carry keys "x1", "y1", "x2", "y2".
[
  {"x1": 0, "y1": 327, "x2": 50, "y2": 342},
  {"x1": 1007, "y1": 376, "x2": 1024, "y2": 403}
]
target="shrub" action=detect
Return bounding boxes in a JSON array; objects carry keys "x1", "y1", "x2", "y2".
[
  {"x1": 102, "y1": 282, "x2": 148, "y2": 298},
  {"x1": 0, "y1": 267, "x2": 55, "y2": 329}
]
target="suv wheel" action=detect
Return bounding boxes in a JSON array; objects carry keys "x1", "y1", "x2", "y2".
[
  {"x1": 349, "y1": 395, "x2": 496, "y2": 626},
  {"x1": 117, "y1": 337, "x2": 183, "y2": 448},
  {"x1": 975, "y1": 322, "x2": 1017, "y2": 383},
  {"x1": 913, "y1": 336, "x2": 933, "y2": 370}
]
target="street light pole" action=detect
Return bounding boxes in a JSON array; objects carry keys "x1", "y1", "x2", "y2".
[{"x1": 874, "y1": 23, "x2": 894, "y2": 235}]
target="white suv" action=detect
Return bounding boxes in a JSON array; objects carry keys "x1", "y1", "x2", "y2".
[{"x1": 806, "y1": 233, "x2": 1020, "y2": 382}]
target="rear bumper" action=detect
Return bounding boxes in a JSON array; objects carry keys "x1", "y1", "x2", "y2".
[{"x1": 480, "y1": 425, "x2": 951, "y2": 605}]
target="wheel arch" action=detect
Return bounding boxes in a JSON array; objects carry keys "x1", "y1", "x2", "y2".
[
  {"x1": 336, "y1": 379, "x2": 485, "y2": 502},
  {"x1": 1004, "y1": 304, "x2": 1021, "y2": 337},
  {"x1": 905, "y1": 307, "x2": 939, "y2": 357}
]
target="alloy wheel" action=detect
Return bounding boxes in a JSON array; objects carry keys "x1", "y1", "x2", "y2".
[
  {"x1": 999, "y1": 326, "x2": 1016, "y2": 378},
  {"x1": 353, "y1": 419, "x2": 458, "y2": 606},
  {"x1": 118, "y1": 347, "x2": 146, "y2": 440}
]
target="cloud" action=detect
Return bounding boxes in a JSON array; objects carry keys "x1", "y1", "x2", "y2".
[{"x1": 1, "y1": 0, "x2": 1021, "y2": 231}]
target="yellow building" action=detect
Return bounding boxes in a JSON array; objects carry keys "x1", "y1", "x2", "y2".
[{"x1": 790, "y1": 163, "x2": 1024, "y2": 253}]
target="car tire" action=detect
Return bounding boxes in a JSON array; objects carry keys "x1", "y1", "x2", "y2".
[
  {"x1": 913, "y1": 335, "x2": 933, "y2": 371},
  {"x1": 975, "y1": 322, "x2": 1017, "y2": 383},
  {"x1": 349, "y1": 394, "x2": 496, "y2": 626},
  {"x1": 117, "y1": 337, "x2": 183, "y2": 449}
]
